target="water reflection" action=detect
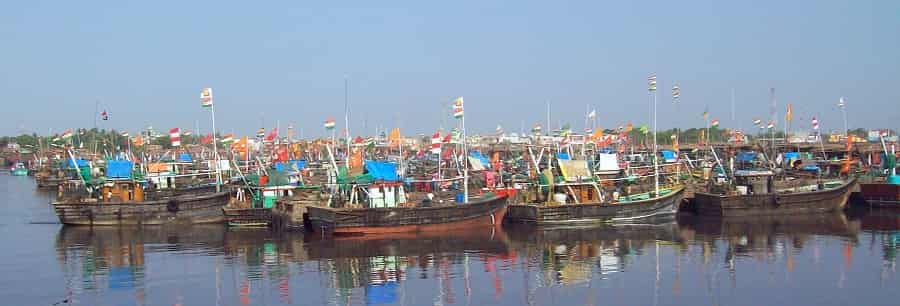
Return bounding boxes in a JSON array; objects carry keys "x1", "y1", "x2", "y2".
[{"x1": 49, "y1": 209, "x2": 900, "y2": 306}]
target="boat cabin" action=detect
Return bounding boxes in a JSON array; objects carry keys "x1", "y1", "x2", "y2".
[{"x1": 732, "y1": 170, "x2": 775, "y2": 195}]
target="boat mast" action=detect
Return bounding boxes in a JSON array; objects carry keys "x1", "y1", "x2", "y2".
[
  {"x1": 344, "y1": 76, "x2": 351, "y2": 166},
  {"x1": 649, "y1": 74, "x2": 659, "y2": 195}
]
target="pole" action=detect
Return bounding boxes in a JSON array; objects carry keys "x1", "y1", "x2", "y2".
[
  {"x1": 652, "y1": 86, "x2": 659, "y2": 196},
  {"x1": 344, "y1": 76, "x2": 351, "y2": 165},
  {"x1": 546, "y1": 101, "x2": 551, "y2": 136},
  {"x1": 462, "y1": 105, "x2": 469, "y2": 203},
  {"x1": 211, "y1": 102, "x2": 221, "y2": 192}
]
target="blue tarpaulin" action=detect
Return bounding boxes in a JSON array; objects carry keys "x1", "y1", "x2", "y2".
[
  {"x1": 275, "y1": 160, "x2": 307, "y2": 172},
  {"x1": 661, "y1": 150, "x2": 676, "y2": 162},
  {"x1": 557, "y1": 152, "x2": 570, "y2": 160},
  {"x1": 470, "y1": 151, "x2": 492, "y2": 169},
  {"x1": 366, "y1": 282, "x2": 398, "y2": 305},
  {"x1": 784, "y1": 152, "x2": 800, "y2": 160},
  {"x1": 66, "y1": 159, "x2": 90, "y2": 168},
  {"x1": 105, "y1": 160, "x2": 133, "y2": 178},
  {"x1": 736, "y1": 152, "x2": 758, "y2": 162},
  {"x1": 178, "y1": 152, "x2": 193, "y2": 162},
  {"x1": 365, "y1": 160, "x2": 399, "y2": 181}
]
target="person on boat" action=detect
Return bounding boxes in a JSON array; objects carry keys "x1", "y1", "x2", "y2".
[{"x1": 420, "y1": 193, "x2": 434, "y2": 207}]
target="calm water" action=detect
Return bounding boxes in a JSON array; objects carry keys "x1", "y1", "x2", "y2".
[{"x1": 1, "y1": 175, "x2": 898, "y2": 306}]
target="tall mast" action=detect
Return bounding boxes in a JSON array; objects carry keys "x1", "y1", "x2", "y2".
[{"x1": 344, "y1": 76, "x2": 351, "y2": 163}]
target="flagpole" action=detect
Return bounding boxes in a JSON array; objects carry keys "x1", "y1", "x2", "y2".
[
  {"x1": 840, "y1": 97, "x2": 848, "y2": 138},
  {"x1": 652, "y1": 82, "x2": 659, "y2": 196},
  {"x1": 462, "y1": 103, "x2": 469, "y2": 204},
  {"x1": 344, "y1": 76, "x2": 351, "y2": 165},
  {"x1": 211, "y1": 100, "x2": 221, "y2": 192}
]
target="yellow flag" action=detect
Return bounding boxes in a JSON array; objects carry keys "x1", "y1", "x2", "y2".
[{"x1": 785, "y1": 103, "x2": 793, "y2": 122}]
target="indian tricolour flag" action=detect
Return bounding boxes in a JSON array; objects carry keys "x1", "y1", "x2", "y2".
[
  {"x1": 222, "y1": 134, "x2": 234, "y2": 144},
  {"x1": 324, "y1": 118, "x2": 336, "y2": 130},
  {"x1": 711, "y1": 119, "x2": 720, "y2": 127},
  {"x1": 452, "y1": 97, "x2": 464, "y2": 119},
  {"x1": 201, "y1": 88, "x2": 213, "y2": 108},
  {"x1": 61, "y1": 130, "x2": 73, "y2": 140}
]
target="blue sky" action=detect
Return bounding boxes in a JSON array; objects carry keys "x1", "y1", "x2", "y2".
[{"x1": 2, "y1": 0, "x2": 898, "y2": 137}]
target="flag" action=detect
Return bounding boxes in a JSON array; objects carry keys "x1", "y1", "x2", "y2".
[
  {"x1": 639, "y1": 125, "x2": 649, "y2": 134},
  {"x1": 671, "y1": 133, "x2": 680, "y2": 151},
  {"x1": 452, "y1": 97, "x2": 464, "y2": 119},
  {"x1": 711, "y1": 119, "x2": 719, "y2": 127},
  {"x1": 648, "y1": 74, "x2": 657, "y2": 91},
  {"x1": 133, "y1": 136, "x2": 144, "y2": 147},
  {"x1": 388, "y1": 128, "x2": 401, "y2": 145},
  {"x1": 256, "y1": 128, "x2": 265, "y2": 139},
  {"x1": 265, "y1": 128, "x2": 278, "y2": 141},
  {"x1": 451, "y1": 128, "x2": 462, "y2": 143},
  {"x1": 221, "y1": 134, "x2": 234, "y2": 144},
  {"x1": 838, "y1": 97, "x2": 845, "y2": 108},
  {"x1": 120, "y1": 131, "x2": 129, "y2": 137},
  {"x1": 625, "y1": 123, "x2": 633, "y2": 133},
  {"x1": 753, "y1": 119, "x2": 762, "y2": 126},
  {"x1": 767, "y1": 120, "x2": 775, "y2": 129},
  {"x1": 61, "y1": 130, "x2": 73, "y2": 140},
  {"x1": 495, "y1": 125, "x2": 503, "y2": 135},
  {"x1": 364, "y1": 137, "x2": 375, "y2": 148},
  {"x1": 442, "y1": 132, "x2": 451, "y2": 144},
  {"x1": 200, "y1": 87, "x2": 213, "y2": 108},
  {"x1": 324, "y1": 118, "x2": 336, "y2": 130},
  {"x1": 811, "y1": 117, "x2": 819, "y2": 130},
  {"x1": 587, "y1": 109, "x2": 596, "y2": 119},
  {"x1": 702, "y1": 107, "x2": 709, "y2": 120},
  {"x1": 672, "y1": 84, "x2": 680, "y2": 102},
  {"x1": 430, "y1": 132, "x2": 442, "y2": 154},
  {"x1": 591, "y1": 128, "x2": 603, "y2": 141},
  {"x1": 170, "y1": 128, "x2": 181, "y2": 147},
  {"x1": 201, "y1": 133, "x2": 214, "y2": 145},
  {"x1": 785, "y1": 104, "x2": 793, "y2": 122},
  {"x1": 182, "y1": 130, "x2": 192, "y2": 137},
  {"x1": 559, "y1": 124, "x2": 571, "y2": 137},
  {"x1": 101, "y1": 110, "x2": 109, "y2": 121}
]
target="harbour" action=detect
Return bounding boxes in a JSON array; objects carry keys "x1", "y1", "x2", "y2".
[{"x1": 2, "y1": 175, "x2": 897, "y2": 305}]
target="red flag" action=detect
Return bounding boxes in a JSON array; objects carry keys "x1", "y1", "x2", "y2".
[
  {"x1": 265, "y1": 128, "x2": 278, "y2": 141},
  {"x1": 201, "y1": 133, "x2": 214, "y2": 145}
]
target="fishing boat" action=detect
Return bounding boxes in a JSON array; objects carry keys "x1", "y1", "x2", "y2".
[
  {"x1": 224, "y1": 161, "x2": 311, "y2": 227},
  {"x1": 693, "y1": 169, "x2": 857, "y2": 216},
  {"x1": 859, "y1": 176, "x2": 900, "y2": 208},
  {"x1": 857, "y1": 136, "x2": 900, "y2": 208},
  {"x1": 53, "y1": 180, "x2": 231, "y2": 225},
  {"x1": 306, "y1": 156, "x2": 509, "y2": 235},
  {"x1": 506, "y1": 158, "x2": 684, "y2": 224},
  {"x1": 52, "y1": 153, "x2": 231, "y2": 225},
  {"x1": 306, "y1": 193, "x2": 508, "y2": 235}
]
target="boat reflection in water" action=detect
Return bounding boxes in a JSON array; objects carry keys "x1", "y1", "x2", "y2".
[
  {"x1": 50, "y1": 209, "x2": 899, "y2": 306},
  {"x1": 505, "y1": 222, "x2": 683, "y2": 286}
]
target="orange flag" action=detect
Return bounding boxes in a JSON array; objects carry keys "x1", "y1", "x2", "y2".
[
  {"x1": 388, "y1": 128, "x2": 401, "y2": 145},
  {"x1": 591, "y1": 128, "x2": 603, "y2": 141}
]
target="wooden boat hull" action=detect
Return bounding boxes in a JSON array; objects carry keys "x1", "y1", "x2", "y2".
[
  {"x1": 52, "y1": 191, "x2": 231, "y2": 225},
  {"x1": 307, "y1": 195, "x2": 508, "y2": 235},
  {"x1": 223, "y1": 207, "x2": 272, "y2": 227},
  {"x1": 859, "y1": 182, "x2": 900, "y2": 208},
  {"x1": 505, "y1": 187, "x2": 685, "y2": 225},
  {"x1": 694, "y1": 178, "x2": 857, "y2": 217}
]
